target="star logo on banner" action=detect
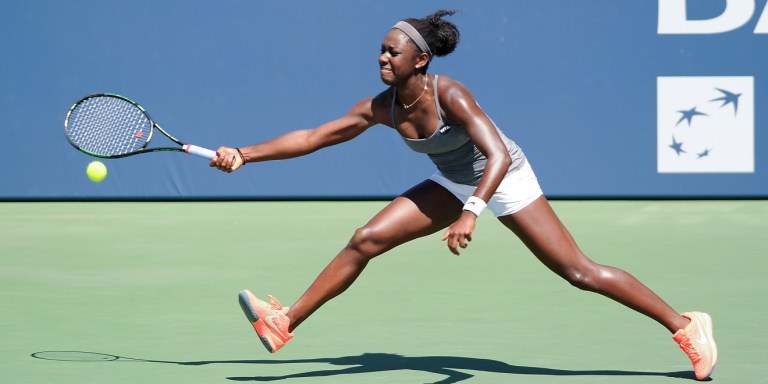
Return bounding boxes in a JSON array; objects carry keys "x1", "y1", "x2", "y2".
[
  {"x1": 711, "y1": 88, "x2": 741, "y2": 114},
  {"x1": 669, "y1": 136, "x2": 686, "y2": 156},
  {"x1": 667, "y1": 88, "x2": 743, "y2": 158},
  {"x1": 657, "y1": 76, "x2": 753, "y2": 174},
  {"x1": 675, "y1": 106, "x2": 707, "y2": 126},
  {"x1": 697, "y1": 148, "x2": 711, "y2": 158}
]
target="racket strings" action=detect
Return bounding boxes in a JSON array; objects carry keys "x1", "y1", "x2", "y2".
[{"x1": 66, "y1": 96, "x2": 152, "y2": 156}]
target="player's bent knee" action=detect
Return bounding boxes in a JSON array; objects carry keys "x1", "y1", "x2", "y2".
[
  {"x1": 346, "y1": 226, "x2": 388, "y2": 260},
  {"x1": 563, "y1": 266, "x2": 601, "y2": 292}
]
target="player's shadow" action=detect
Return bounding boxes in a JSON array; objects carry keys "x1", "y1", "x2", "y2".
[
  {"x1": 223, "y1": 353, "x2": 696, "y2": 383},
  {"x1": 31, "y1": 351, "x2": 696, "y2": 383}
]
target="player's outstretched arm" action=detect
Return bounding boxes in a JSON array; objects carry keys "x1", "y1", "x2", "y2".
[{"x1": 211, "y1": 97, "x2": 380, "y2": 173}]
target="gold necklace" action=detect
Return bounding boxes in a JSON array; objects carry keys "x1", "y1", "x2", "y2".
[{"x1": 401, "y1": 75, "x2": 428, "y2": 109}]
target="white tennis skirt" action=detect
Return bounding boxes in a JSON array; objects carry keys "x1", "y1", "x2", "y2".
[{"x1": 429, "y1": 159, "x2": 544, "y2": 217}]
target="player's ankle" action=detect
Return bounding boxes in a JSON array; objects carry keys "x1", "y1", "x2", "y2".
[
  {"x1": 666, "y1": 314, "x2": 691, "y2": 333},
  {"x1": 675, "y1": 315, "x2": 692, "y2": 332}
]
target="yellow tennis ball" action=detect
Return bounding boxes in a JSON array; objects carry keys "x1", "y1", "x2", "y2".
[{"x1": 86, "y1": 161, "x2": 107, "y2": 183}]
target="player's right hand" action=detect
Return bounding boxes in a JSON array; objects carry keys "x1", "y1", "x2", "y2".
[{"x1": 211, "y1": 147, "x2": 244, "y2": 173}]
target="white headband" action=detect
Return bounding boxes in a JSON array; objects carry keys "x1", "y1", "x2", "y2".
[{"x1": 392, "y1": 21, "x2": 433, "y2": 59}]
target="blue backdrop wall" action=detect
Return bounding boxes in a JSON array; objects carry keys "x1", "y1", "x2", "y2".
[{"x1": 2, "y1": 0, "x2": 766, "y2": 199}]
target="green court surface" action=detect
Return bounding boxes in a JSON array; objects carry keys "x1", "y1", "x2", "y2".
[{"x1": 1, "y1": 200, "x2": 766, "y2": 383}]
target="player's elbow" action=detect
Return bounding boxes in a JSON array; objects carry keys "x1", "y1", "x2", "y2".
[
  {"x1": 489, "y1": 150, "x2": 512, "y2": 170},
  {"x1": 300, "y1": 130, "x2": 328, "y2": 155}
]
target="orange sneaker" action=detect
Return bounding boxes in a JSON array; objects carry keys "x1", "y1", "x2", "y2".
[
  {"x1": 238, "y1": 290, "x2": 294, "y2": 353},
  {"x1": 673, "y1": 311, "x2": 717, "y2": 380}
]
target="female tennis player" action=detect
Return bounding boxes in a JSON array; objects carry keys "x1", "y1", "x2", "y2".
[{"x1": 211, "y1": 10, "x2": 716, "y2": 380}]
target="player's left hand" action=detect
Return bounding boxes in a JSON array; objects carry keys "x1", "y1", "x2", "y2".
[
  {"x1": 211, "y1": 147, "x2": 244, "y2": 173},
  {"x1": 441, "y1": 211, "x2": 477, "y2": 255}
]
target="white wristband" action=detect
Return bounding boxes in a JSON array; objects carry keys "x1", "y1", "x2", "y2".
[{"x1": 462, "y1": 196, "x2": 487, "y2": 217}]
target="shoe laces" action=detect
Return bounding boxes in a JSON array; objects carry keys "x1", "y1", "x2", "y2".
[
  {"x1": 267, "y1": 295, "x2": 284, "y2": 311},
  {"x1": 266, "y1": 295, "x2": 292, "y2": 336}
]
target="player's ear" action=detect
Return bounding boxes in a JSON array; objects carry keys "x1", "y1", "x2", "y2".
[{"x1": 414, "y1": 53, "x2": 429, "y2": 70}]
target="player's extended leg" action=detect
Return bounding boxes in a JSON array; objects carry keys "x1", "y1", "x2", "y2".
[
  {"x1": 283, "y1": 179, "x2": 462, "y2": 331},
  {"x1": 498, "y1": 196, "x2": 688, "y2": 332},
  {"x1": 243, "y1": 180, "x2": 457, "y2": 333},
  {"x1": 239, "y1": 180, "x2": 462, "y2": 353},
  {"x1": 497, "y1": 196, "x2": 716, "y2": 380}
]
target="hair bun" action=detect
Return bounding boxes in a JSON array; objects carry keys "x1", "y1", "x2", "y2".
[
  {"x1": 427, "y1": 9, "x2": 457, "y2": 25},
  {"x1": 401, "y1": 9, "x2": 460, "y2": 61}
]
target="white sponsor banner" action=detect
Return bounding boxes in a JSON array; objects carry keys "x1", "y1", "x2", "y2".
[
  {"x1": 657, "y1": 76, "x2": 754, "y2": 173},
  {"x1": 658, "y1": 0, "x2": 768, "y2": 34}
]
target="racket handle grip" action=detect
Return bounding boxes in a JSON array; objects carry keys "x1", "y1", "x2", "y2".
[{"x1": 183, "y1": 144, "x2": 217, "y2": 159}]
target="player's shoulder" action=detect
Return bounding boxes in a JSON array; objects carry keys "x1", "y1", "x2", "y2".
[
  {"x1": 434, "y1": 74, "x2": 466, "y2": 89},
  {"x1": 344, "y1": 87, "x2": 394, "y2": 127},
  {"x1": 434, "y1": 74, "x2": 477, "y2": 109},
  {"x1": 369, "y1": 87, "x2": 396, "y2": 126},
  {"x1": 435, "y1": 74, "x2": 471, "y2": 96},
  {"x1": 372, "y1": 86, "x2": 395, "y2": 107}
]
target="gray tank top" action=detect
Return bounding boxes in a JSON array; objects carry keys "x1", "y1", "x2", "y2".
[{"x1": 391, "y1": 75, "x2": 526, "y2": 186}]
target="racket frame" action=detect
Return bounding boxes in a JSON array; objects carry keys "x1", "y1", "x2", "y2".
[{"x1": 64, "y1": 93, "x2": 214, "y2": 159}]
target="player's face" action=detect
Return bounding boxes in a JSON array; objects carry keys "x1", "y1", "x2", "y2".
[{"x1": 379, "y1": 29, "x2": 419, "y2": 86}]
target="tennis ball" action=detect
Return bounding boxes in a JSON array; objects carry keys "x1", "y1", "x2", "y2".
[{"x1": 86, "y1": 161, "x2": 107, "y2": 183}]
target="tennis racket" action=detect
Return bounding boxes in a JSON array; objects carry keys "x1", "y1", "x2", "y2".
[{"x1": 64, "y1": 93, "x2": 216, "y2": 159}]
